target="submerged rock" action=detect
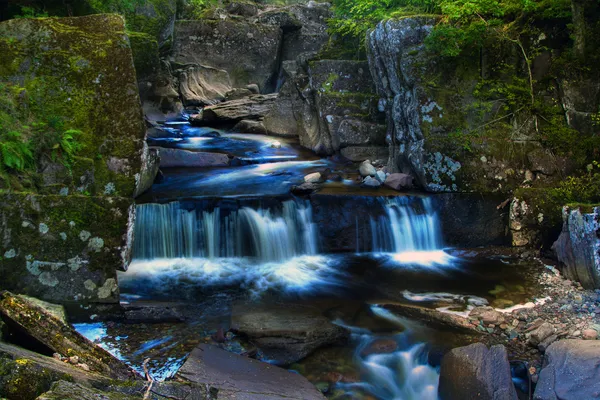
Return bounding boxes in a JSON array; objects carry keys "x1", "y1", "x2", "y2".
[
  {"x1": 534, "y1": 340, "x2": 600, "y2": 400},
  {"x1": 439, "y1": 343, "x2": 518, "y2": 400},
  {"x1": 177, "y1": 344, "x2": 326, "y2": 399},
  {"x1": 154, "y1": 148, "x2": 230, "y2": 168},
  {"x1": 231, "y1": 303, "x2": 349, "y2": 365},
  {"x1": 291, "y1": 182, "x2": 320, "y2": 195},
  {"x1": 0, "y1": 292, "x2": 136, "y2": 380}
]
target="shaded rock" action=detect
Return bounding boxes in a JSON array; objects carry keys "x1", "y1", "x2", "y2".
[
  {"x1": 226, "y1": 87, "x2": 254, "y2": 101},
  {"x1": 359, "y1": 160, "x2": 377, "y2": 177},
  {"x1": 263, "y1": 78, "x2": 303, "y2": 137},
  {"x1": 439, "y1": 343, "x2": 518, "y2": 400},
  {"x1": 232, "y1": 119, "x2": 268, "y2": 134},
  {"x1": 257, "y1": 10, "x2": 303, "y2": 33},
  {"x1": 280, "y1": 5, "x2": 332, "y2": 63},
  {"x1": 246, "y1": 83, "x2": 260, "y2": 94},
  {"x1": 231, "y1": 303, "x2": 349, "y2": 365},
  {"x1": 552, "y1": 206, "x2": 600, "y2": 289},
  {"x1": 0, "y1": 292, "x2": 136, "y2": 380},
  {"x1": 304, "y1": 172, "x2": 323, "y2": 183},
  {"x1": 340, "y1": 146, "x2": 389, "y2": 162},
  {"x1": 538, "y1": 334, "x2": 558, "y2": 352},
  {"x1": 177, "y1": 344, "x2": 326, "y2": 399},
  {"x1": 154, "y1": 148, "x2": 230, "y2": 168},
  {"x1": 362, "y1": 176, "x2": 381, "y2": 188},
  {"x1": 528, "y1": 148, "x2": 557, "y2": 175},
  {"x1": 384, "y1": 173, "x2": 414, "y2": 191},
  {"x1": 336, "y1": 119, "x2": 387, "y2": 148},
  {"x1": 172, "y1": 20, "x2": 282, "y2": 91},
  {"x1": 379, "y1": 304, "x2": 477, "y2": 334},
  {"x1": 534, "y1": 340, "x2": 600, "y2": 400},
  {"x1": 291, "y1": 182, "x2": 320, "y2": 195},
  {"x1": 176, "y1": 64, "x2": 232, "y2": 107},
  {"x1": 191, "y1": 94, "x2": 278, "y2": 125},
  {"x1": 37, "y1": 381, "x2": 137, "y2": 400},
  {"x1": 226, "y1": 1, "x2": 258, "y2": 17},
  {"x1": 122, "y1": 303, "x2": 185, "y2": 324},
  {"x1": 528, "y1": 322, "x2": 556, "y2": 347}
]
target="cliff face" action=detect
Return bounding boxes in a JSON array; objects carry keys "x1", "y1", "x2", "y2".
[{"x1": 0, "y1": 15, "x2": 150, "y2": 303}]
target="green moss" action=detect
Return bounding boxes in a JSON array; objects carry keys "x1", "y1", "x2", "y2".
[{"x1": 321, "y1": 73, "x2": 340, "y2": 93}]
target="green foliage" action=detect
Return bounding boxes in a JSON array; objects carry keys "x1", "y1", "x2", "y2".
[
  {"x1": 30, "y1": 122, "x2": 84, "y2": 167},
  {"x1": 14, "y1": 6, "x2": 49, "y2": 18},
  {"x1": 549, "y1": 161, "x2": 600, "y2": 204},
  {"x1": 0, "y1": 131, "x2": 33, "y2": 172}
]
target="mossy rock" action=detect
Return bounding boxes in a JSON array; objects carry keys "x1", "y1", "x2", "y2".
[{"x1": 0, "y1": 15, "x2": 146, "y2": 197}]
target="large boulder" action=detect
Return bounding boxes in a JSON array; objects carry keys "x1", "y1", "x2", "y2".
[
  {"x1": 191, "y1": 94, "x2": 278, "y2": 125},
  {"x1": 280, "y1": 4, "x2": 332, "y2": 62},
  {"x1": 176, "y1": 64, "x2": 233, "y2": 107},
  {"x1": 534, "y1": 340, "x2": 600, "y2": 400},
  {"x1": 172, "y1": 20, "x2": 282, "y2": 91},
  {"x1": 0, "y1": 15, "x2": 149, "y2": 303},
  {"x1": 552, "y1": 206, "x2": 600, "y2": 289},
  {"x1": 439, "y1": 343, "x2": 518, "y2": 400},
  {"x1": 0, "y1": 292, "x2": 136, "y2": 380},
  {"x1": 231, "y1": 303, "x2": 349, "y2": 365},
  {"x1": 176, "y1": 344, "x2": 326, "y2": 399}
]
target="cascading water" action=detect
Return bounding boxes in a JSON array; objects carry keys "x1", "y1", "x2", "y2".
[
  {"x1": 133, "y1": 199, "x2": 317, "y2": 262},
  {"x1": 370, "y1": 197, "x2": 442, "y2": 253}
]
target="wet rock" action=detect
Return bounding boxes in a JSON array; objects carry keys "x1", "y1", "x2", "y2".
[
  {"x1": 375, "y1": 170, "x2": 387, "y2": 183},
  {"x1": 0, "y1": 292, "x2": 136, "y2": 380},
  {"x1": 528, "y1": 322, "x2": 556, "y2": 347},
  {"x1": 172, "y1": 20, "x2": 282, "y2": 91},
  {"x1": 191, "y1": 94, "x2": 278, "y2": 125},
  {"x1": 552, "y1": 206, "x2": 600, "y2": 289},
  {"x1": 177, "y1": 344, "x2": 326, "y2": 399},
  {"x1": 470, "y1": 307, "x2": 505, "y2": 325},
  {"x1": 231, "y1": 303, "x2": 349, "y2": 365},
  {"x1": 362, "y1": 176, "x2": 381, "y2": 188},
  {"x1": 291, "y1": 182, "x2": 320, "y2": 195},
  {"x1": 176, "y1": 64, "x2": 232, "y2": 106},
  {"x1": 360, "y1": 338, "x2": 398, "y2": 356},
  {"x1": 359, "y1": 161, "x2": 377, "y2": 177},
  {"x1": 534, "y1": 340, "x2": 600, "y2": 400},
  {"x1": 154, "y1": 148, "x2": 230, "y2": 168},
  {"x1": 439, "y1": 343, "x2": 518, "y2": 400},
  {"x1": 271, "y1": 141, "x2": 282, "y2": 149},
  {"x1": 380, "y1": 304, "x2": 477, "y2": 334},
  {"x1": 304, "y1": 172, "x2": 323, "y2": 183},
  {"x1": 232, "y1": 119, "x2": 268, "y2": 134},
  {"x1": 384, "y1": 173, "x2": 414, "y2": 191},
  {"x1": 336, "y1": 119, "x2": 387, "y2": 148}
]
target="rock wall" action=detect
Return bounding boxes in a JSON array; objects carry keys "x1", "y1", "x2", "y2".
[
  {"x1": 0, "y1": 15, "x2": 149, "y2": 303},
  {"x1": 552, "y1": 206, "x2": 600, "y2": 289}
]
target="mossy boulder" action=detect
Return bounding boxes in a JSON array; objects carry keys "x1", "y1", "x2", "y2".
[
  {"x1": 0, "y1": 193, "x2": 134, "y2": 303},
  {"x1": 0, "y1": 14, "x2": 146, "y2": 197}
]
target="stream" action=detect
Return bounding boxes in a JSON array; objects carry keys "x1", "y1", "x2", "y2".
[{"x1": 75, "y1": 118, "x2": 542, "y2": 400}]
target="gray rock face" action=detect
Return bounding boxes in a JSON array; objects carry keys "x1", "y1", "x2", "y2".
[
  {"x1": 176, "y1": 64, "x2": 232, "y2": 106},
  {"x1": 172, "y1": 20, "x2": 282, "y2": 91},
  {"x1": 337, "y1": 119, "x2": 387, "y2": 147},
  {"x1": 155, "y1": 148, "x2": 230, "y2": 168},
  {"x1": 231, "y1": 303, "x2": 349, "y2": 365},
  {"x1": 280, "y1": 4, "x2": 332, "y2": 62},
  {"x1": 367, "y1": 17, "x2": 436, "y2": 187},
  {"x1": 340, "y1": 146, "x2": 389, "y2": 162},
  {"x1": 552, "y1": 206, "x2": 600, "y2": 289},
  {"x1": 233, "y1": 119, "x2": 268, "y2": 134},
  {"x1": 177, "y1": 344, "x2": 326, "y2": 399},
  {"x1": 192, "y1": 94, "x2": 278, "y2": 125},
  {"x1": 439, "y1": 343, "x2": 518, "y2": 400},
  {"x1": 534, "y1": 340, "x2": 600, "y2": 400}
]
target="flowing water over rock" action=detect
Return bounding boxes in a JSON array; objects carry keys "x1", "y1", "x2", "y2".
[{"x1": 76, "y1": 117, "x2": 543, "y2": 398}]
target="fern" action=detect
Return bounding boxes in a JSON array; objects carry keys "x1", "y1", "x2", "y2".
[{"x1": 0, "y1": 131, "x2": 33, "y2": 172}]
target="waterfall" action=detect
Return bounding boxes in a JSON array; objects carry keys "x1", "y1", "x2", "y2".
[
  {"x1": 370, "y1": 197, "x2": 442, "y2": 253},
  {"x1": 133, "y1": 200, "x2": 317, "y2": 262}
]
